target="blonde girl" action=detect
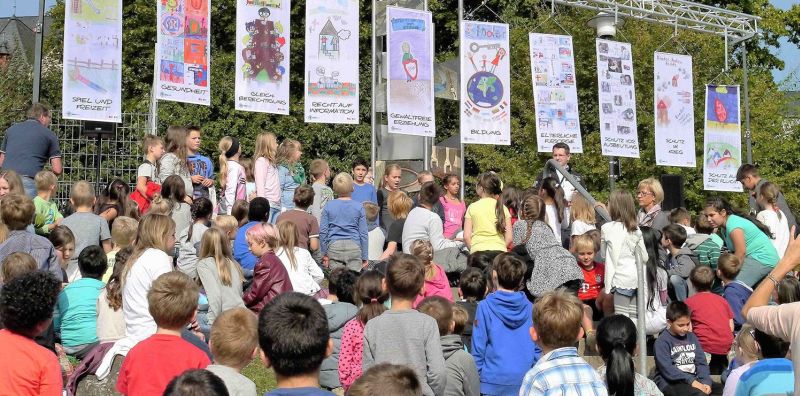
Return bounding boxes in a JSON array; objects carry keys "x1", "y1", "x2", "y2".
[
  {"x1": 254, "y1": 132, "x2": 282, "y2": 223},
  {"x1": 411, "y1": 239, "x2": 453, "y2": 307},
  {"x1": 121, "y1": 214, "x2": 177, "y2": 341},
  {"x1": 569, "y1": 194, "x2": 597, "y2": 251},
  {"x1": 0, "y1": 169, "x2": 25, "y2": 199},
  {"x1": 196, "y1": 227, "x2": 245, "y2": 331},
  {"x1": 275, "y1": 221, "x2": 324, "y2": 297},
  {"x1": 213, "y1": 215, "x2": 239, "y2": 242},
  {"x1": 464, "y1": 172, "x2": 512, "y2": 252},
  {"x1": 377, "y1": 164, "x2": 402, "y2": 231},
  {"x1": 722, "y1": 324, "x2": 762, "y2": 396},
  {"x1": 379, "y1": 190, "x2": 413, "y2": 259},
  {"x1": 756, "y1": 182, "x2": 790, "y2": 258},
  {"x1": 277, "y1": 139, "x2": 305, "y2": 211},
  {"x1": 146, "y1": 194, "x2": 171, "y2": 215},
  {"x1": 242, "y1": 223, "x2": 293, "y2": 313},
  {"x1": 158, "y1": 126, "x2": 193, "y2": 199},
  {"x1": 97, "y1": 246, "x2": 133, "y2": 343},
  {"x1": 218, "y1": 136, "x2": 246, "y2": 215},
  {"x1": 239, "y1": 157, "x2": 257, "y2": 200}
]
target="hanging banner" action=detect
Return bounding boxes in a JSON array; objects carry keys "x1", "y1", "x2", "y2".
[
  {"x1": 703, "y1": 85, "x2": 743, "y2": 192},
  {"x1": 62, "y1": 0, "x2": 122, "y2": 122},
  {"x1": 235, "y1": 0, "x2": 291, "y2": 114},
  {"x1": 529, "y1": 33, "x2": 582, "y2": 153},
  {"x1": 460, "y1": 21, "x2": 511, "y2": 145},
  {"x1": 156, "y1": 0, "x2": 211, "y2": 106},
  {"x1": 654, "y1": 52, "x2": 695, "y2": 167},
  {"x1": 303, "y1": 0, "x2": 359, "y2": 124},
  {"x1": 386, "y1": 7, "x2": 435, "y2": 137},
  {"x1": 596, "y1": 39, "x2": 638, "y2": 157}
]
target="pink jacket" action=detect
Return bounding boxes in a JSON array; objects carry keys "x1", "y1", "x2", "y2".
[
  {"x1": 338, "y1": 319, "x2": 365, "y2": 390},
  {"x1": 414, "y1": 264, "x2": 454, "y2": 308}
]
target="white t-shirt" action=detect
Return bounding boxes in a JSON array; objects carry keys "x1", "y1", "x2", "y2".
[
  {"x1": 368, "y1": 228, "x2": 386, "y2": 261},
  {"x1": 757, "y1": 209, "x2": 790, "y2": 258},
  {"x1": 570, "y1": 220, "x2": 596, "y2": 236},
  {"x1": 275, "y1": 247, "x2": 323, "y2": 296},
  {"x1": 544, "y1": 204, "x2": 562, "y2": 240},
  {"x1": 122, "y1": 248, "x2": 173, "y2": 342}
]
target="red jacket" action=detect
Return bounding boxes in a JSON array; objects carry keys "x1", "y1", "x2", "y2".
[{"x1": 243, "y1": 251, "x2": 293, "y2": 313}]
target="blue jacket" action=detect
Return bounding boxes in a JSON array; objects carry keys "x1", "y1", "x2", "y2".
[
  {"x1": 319, "y1": 199, "x2": 369, "y2": 260},
  {"x1": 723, "y1": 281, "x2": 752, "y2": 331},
  {"x1": 233, "y1": 221, "x2": 259, "y2": 270},
  {"x1": 188, "y1": 153, "x2": 214, "y2": 199},
  {"x1": 471, "y1": 290, "x2": 541, "y2": 395}
]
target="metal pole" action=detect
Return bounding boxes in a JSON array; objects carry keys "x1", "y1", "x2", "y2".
[
  {"x1": 742, "y1": 43, "x2": 752, "y2": 165},
  {"x1": 31, "y1": 0, "x2": 45, "y2": 103},
  {"x1": 370, "y1": 0, "x2": 378, "y2": 173},
  {"x1": 458, "y1": 0, "x2": 465, "y2": 200}
]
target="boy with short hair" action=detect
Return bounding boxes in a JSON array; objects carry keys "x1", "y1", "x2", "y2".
[
  {"x1": 661, "y1": 224, "x2": 699, "y2": 301},
  {"x1": 61, "y1": 181, "x2": 112, "y2": 282},
  {"x1": 715, "y1": 253, "x2": 751, "y2": 331},
  {"x1": 686, "y1": 215, "x2": 723, "y2": 271},
  {"x1": 320, "y1": 173, "x2": 368, "y2": 272},
  {"x1": 519, "y1": 290, "x2": 606, "y2": 396},
  {"x1": 0, "y1": 252, "x2": 37, "y2": 283},
  {"x1": 471, "y1": 253, "x2": 541, "y2": 395},
  {"x1": 363, "y1": 254, "x2": 446, "y2": 396},
  {"x1": 348, "y1": 363, "x2": 423, "y2": 396},
  {"x1": 187, "y1": 126, "x2": 215, "y2": 200},
  {"x1": 0, "y1": 194, "x2": 59, "y2": 278},
  {"x1": 685, "y1": 265, "x2": 734, "y2": 373},
  {"x1": 669, "y1": 208, "x2": 696, "y2": 235},
  {"x1": 574, "y1": 234, "x2": 605, "y2": 321},
  {"x1": 309, "y1": 159, "x2": 334, "y2": 223},
  {"x1": 258, "y1": 292, "x2": 336, "y2": 396},
  {"x1": 363, "y1": 201, "x2": 385, "y2": 261},
  {"x1": 104, "y1": 216, "x2": 138, "y2": 282},
  {"x1": 456, "y1": 267, "x2": 486, "y2": 351},
  {"x1": 276, "y1": 185, "x2": 320, "y2": 252},
  {"x1": 653, "y1": 301, "x2": 713, "y2": 395},
  {"x1": 116, "y1": 272, "x2": 211, "y2": 395},
  {"x1": 54, "y1": 245, "x2": 107, "y2": 359},
  {"x1": 320, "y1": 268, "x2": 358, "y2": 392},
  {"x1": 32, "y1": 170, "x2": 62, "y2": 236},
  {"x1": 207, "y1": 307, "x2": 259, "y2": 396},
  {"x1": 351, "y1": 158, "x2": 378, "y2": 204},
  {"x1": 418, "y1": 296, "x2": 481, "y2": 396},
  {"x1": 0, "y1": 271, "x2": 62, "y2": 395}
]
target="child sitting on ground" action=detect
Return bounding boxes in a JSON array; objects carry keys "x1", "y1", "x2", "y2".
[
  {"x1": 276, "y1": 185, "x2": 320, "y2": 253},
  {"x1": 716, "y1": 253, "x2": 751, "y2": 332},
  {"x1": 417, "y1": 296, "x2": 480, "y2": 396},
  {"x1": 661, "y1": 224, "x2": 699, "y2": 301},
  {"x1": 0, "y1": 271, "x2": 62, "y2": 394},
  {"x1": 0, "y1": 194, "x2": 60, "y2": 278},
  {"x1": 116, "y1": 272, "x2": 211, "y2": 395},
  {"x1": 574, "y1": 234, "x2": 606, "y2": 322},
  {"x1": 61, "y1": 181, "x2": 112, "y2": 281},
  {"x1": 653, "y1": 301, "x2": 713, "y2": 396},
  {"x1": 363, "y1": 254, "x2": 446, "y2": 396},
  {"x1": 457, "y1": 267, "x2": 487, "y2": 352},
  {"x1": 104, "y1": 216, "x2": 138, "y2": 282},
  {"x1": 96, "y1": 246, "x2": 132, "y2": 344},
  {"x1": 411, "y1": 239, "x2": 453, "y2": 307},
  {"x1": 519, "y1": 290, "x2": 606, "y2": 395},
  {"x1": 49, "y1": 225, "x2": 75, "y2": 283},
  {"x1": 258, "y1": 292, "x2": 336, "y2": 396},
  {"x1": 320, "y1": 173, "x2": 368, "y2": 272},
  {"x1": 32, "y1": 170, "x2": 62, "y2": 236},
  {"x1": 685, "y1": 266, "x2": 734, "y2": 374},
  {"x1": 54, "y1": 245, "x2": 107, "y2": 359},
  {"x1": 206, "y1": 307, "x2": 259, "y2": 396}
]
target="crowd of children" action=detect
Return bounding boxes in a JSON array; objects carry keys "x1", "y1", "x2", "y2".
[{"x1": 1, "y1": 131, "x2": 799, "y2": 396}]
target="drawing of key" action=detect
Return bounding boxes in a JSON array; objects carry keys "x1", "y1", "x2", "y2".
[{"x1": 469, "y1": 42, "x2": 500, "y2": 53}]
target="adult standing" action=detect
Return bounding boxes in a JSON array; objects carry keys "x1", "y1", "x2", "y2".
[
  {"x1": 0, "y1": 103, "x2": 62, "y2": 197},
  {"x1": 736, "y1": 164, "x2": 797, "y2": 233},
  {"x1": 636, "y1": 178, "x2": 670, "y2": 232},
  {"x1": 158, "y1": 126, "x2": 193, "y2": 201},
  {"x1": 531, "y1": 142, "x2": 585, "y2": 201}
]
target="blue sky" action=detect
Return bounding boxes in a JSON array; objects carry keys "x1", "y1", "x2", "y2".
[{"x1": 1, "y1": 0, "x2": 797, "y2": 87}]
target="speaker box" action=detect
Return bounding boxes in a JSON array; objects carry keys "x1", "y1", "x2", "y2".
[{"x1": 660, "y1": 174, "x2": 685, "y2": 211}]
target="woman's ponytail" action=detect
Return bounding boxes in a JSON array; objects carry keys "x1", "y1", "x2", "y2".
[{"x1": 606, "y1": 343, "x2": 635, "y2": 396}]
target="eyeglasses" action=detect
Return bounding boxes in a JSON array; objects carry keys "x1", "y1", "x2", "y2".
[{"x1": 636, "y1": 191, "x2": 653, "y2": 197}]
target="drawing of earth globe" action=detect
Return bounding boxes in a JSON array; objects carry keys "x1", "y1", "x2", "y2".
[{"x1": 467, "y1": 71, "x2": 503, "y2": 108}]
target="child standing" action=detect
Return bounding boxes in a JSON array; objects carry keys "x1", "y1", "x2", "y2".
[
  {"x1": 60, "y1": 181, "x2": 112, "y2": 281},
  {"x1": 338, "y1": 270, "x2": 388, "y2": 390},
  {"x1": 440, "y1": 174, "x2": 466, "y2": 239},
  {"x1": 158, "y1": 126, "x2": 193, "y2": 199},
  {"x1": 538, "y1": 177, "x2": 566, "y2": 241},
  {"x1": 377, "y1": 164, "x2": 402, "y2": 231},
  {"x1": 662, "y1": 224, "x2": 699, "y2": 301},
  {"x1": 32, "y1": 170, "x2": 62, "y2": 236},
  {"x1": 653, "y1": 301, "x2": 713, "y2": 396},
  {"x1": 0, "y1": 194, "x2": 60, "y2": 278},
  {"x1": 755, "y1": 182, "x2": 790, "y2": 258},
  {"x1": 206, "y1": 308, "x2": 259, "y2": 396},
  {"x1": 186, "y1": 126, "x2": 215, "y2": 201},
  {"x1": 242, "y1": 223, "x2": 293, "y2": 313},
  {"x1": 320, "y1": 173, "x2": 368, "y2": 272},
  {"x1": 240, "y1": 157, "x2": 257, "y2": 200},
  {"x1": 309, "y1": 159, "x2": 334, "y2": 223},
  {"x1": 133, "y1": 135, "x2": 164, "y2": 214},
  {"x1": 116, "y1": 272, "x2": 211, "y2": 395},
  {"x1": 685, "y1": 266, "x2": 734, "y2": 373},
  {"x1": 351, "y1": 158, "x2": 377, "y2": 204},
  {"x1": 457, "y1": 267, "x2": 487, "y2": 352},
  {"x1": 218, "y1": 136, "x2": 246, "y2": 215},
  {"x1": 363, "y1": 202, "x2": 385, "y2": 262},
  {"x1": 471, "y1": 252, "x2": 541, "y2": 395},
  {"x1": 196, "y1": 227, "x2": 245, "y2": 332},
  {"x1": 363, "y1": 254, "x2": 446, "y2": 396},
  {"x1": 464, "y1": 172, "x2": 512, "y2": 253},
  {"x1": 276, "y1": 185, "x2": 320, "y2": 252},
  {"x1": 574, "y1": 234, "x2": 606, "y2": 321},
  {"x1": 277, "y1": 139, "x2": 305, "y2": 211},
  {"x1": 410, "y1": 239, "x2": 453, "y2": 307},
  {"x1": 716, "y1": 253, "x2": 752, "y2": 331},
  {"x1": 519, "y1": 290, "x2": 606, "y2": 396},
  {"x1": 95, "y1": 179, "x2": 130, "y2": 226},
  {"x1": 254, "y1": 132, "x2": 282, "y2": 223},
  {"x1": 276, "y1": 221, "x2": 324, "y2": 297}
]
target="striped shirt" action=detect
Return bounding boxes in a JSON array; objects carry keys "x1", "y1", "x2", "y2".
[{"x1": 519, "y1": 347, "x2": 608, "y2": 396}]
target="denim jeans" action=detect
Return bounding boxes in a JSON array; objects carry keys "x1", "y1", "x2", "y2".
[
  {"x1": 268, "y1": 205, "x2": 281, "y2": 224},
  {"x1": 21, "y1": 176, "x2": 36, "y2": 198},
  {"x1": 669, "y1": 274, "x2": 689, "y2": 301}
]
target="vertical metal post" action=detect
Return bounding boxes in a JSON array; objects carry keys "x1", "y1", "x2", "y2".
[
  {"x1": 742, "y1": 43, "x2": 752, "y2": 165},
  {"x1": 370, "y1": 0, "x2": 378, "y2": 172},
  {"x1": 31, "y1": 0, "x2": 45, "y2": 103},
  {"x1": 150, "y1": 45, "x2": 159, "y2": 135},
  {"x1": 458, "y1": 0, "x2": 465, "y2": 200}
]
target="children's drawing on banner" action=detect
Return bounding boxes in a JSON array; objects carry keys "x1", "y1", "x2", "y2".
[
  {"x1": 654, "y1": 52, "x2": 695, "y2": 167},
  {"x1": 595, "y1": 39, "x2": 638, "y2": 158},
  {"x1": 703, "y1": 85, "x2": 743, "y2": 192},
  {"x1": 62, "y1": 0, "x2": 122, "y2": 122},
  {"x1": 156, "y1": 0, "x2": 210, "y2": 105},
  {"x1": 235, "y1": 0, "x2": 290, "y2": 113},
  {"x1": 386, "y1": 7, "x2": 435, "y2": 137},
  {"x1": 303, "y1": 0, "x2": 359, "y2": 123},
  {"x1": 460, "y1": 21, "x2": 511, "y2": 145}
]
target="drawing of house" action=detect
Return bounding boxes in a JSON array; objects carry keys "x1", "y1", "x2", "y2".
[{"x1": 319, "y1": 19, "x2": 339, "y2": 60}]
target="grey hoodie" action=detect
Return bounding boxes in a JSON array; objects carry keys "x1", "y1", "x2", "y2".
[
  {"x1": 667, "y1": 247, "x2": 699, "y2": 278},
  {"x1": 320, "y1": 301, "x2": 358, "y2": 389},
  {"x1": 441, "y1": 334, "x2": 480, "y2": 396}
]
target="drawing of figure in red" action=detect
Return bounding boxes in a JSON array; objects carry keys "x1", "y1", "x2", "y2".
[
  {"x1": 490, "y1": 48, "x2": 506, "y2": 73},
  {"x1": 714, "y1": 97, "x2": 728, "y2": 123}
]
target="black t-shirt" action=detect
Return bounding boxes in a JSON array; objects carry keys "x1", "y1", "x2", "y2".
[
  {"x1": 0, "y1": 120, "x2": 61, "y2": 177},
  {"x1": 386, "y1": 218, "x2": 406, "y2": 253}
]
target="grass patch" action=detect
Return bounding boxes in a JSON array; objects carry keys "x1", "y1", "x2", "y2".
[{"x1": 242, "y1": 357, "x2": 277, "y2": 394}]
